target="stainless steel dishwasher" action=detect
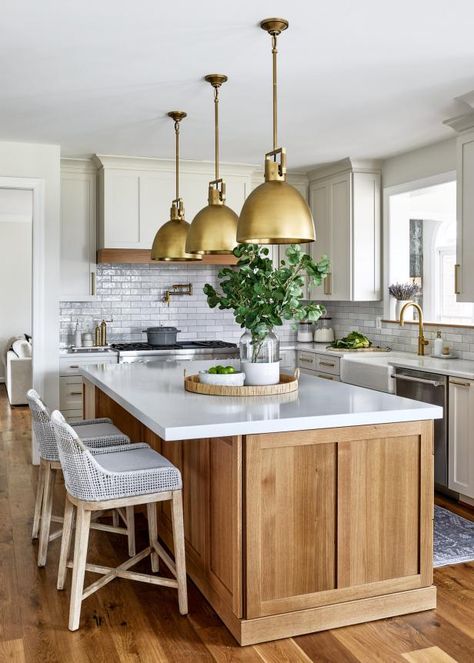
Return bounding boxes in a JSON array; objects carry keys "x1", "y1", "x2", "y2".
[{"x1": 393, "y1": 367, "x2": 449, "y2": 491}]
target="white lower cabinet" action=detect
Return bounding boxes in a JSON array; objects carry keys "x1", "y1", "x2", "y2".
[
  {"x1": 297, "y1": 351, "x2": 341, "y2": 381},
  {"x1": 449, "y1": 377, "x2": 474, "y2": 499},
  {"x1": 59, "y1": 353, "x2": 118, "y2": 421}
]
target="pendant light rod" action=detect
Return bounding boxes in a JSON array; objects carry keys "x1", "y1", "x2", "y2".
[
  {"x1": 260, "y1": 18, "x2": 288, "y2": 151},
  {"x1": 214, "y1": 85, "x2": 219, "y2": 180},
  {"x1": 167, "y1": 110, "x2": 186, "y2": 205},
  {"x1": 204, "y1": 74, "x2": 228, "y2": 182}
]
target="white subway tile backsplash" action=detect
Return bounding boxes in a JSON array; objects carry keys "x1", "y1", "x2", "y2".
[{"x1": 60, "y1": 263, "x2": 297, "y2": 345}]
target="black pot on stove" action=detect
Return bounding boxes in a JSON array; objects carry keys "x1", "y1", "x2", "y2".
[{"x1": 142, "y1": 326, "x2": 180, "y2": 346}]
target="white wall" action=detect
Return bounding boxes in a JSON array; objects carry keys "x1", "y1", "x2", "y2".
[
  {"x1": 0, "y1": 142, "x2": 60, "y2": 410},
  {"x1": 0, "y1": 189, "x2": 32, "y2": 379},
  {"x1": 382, "y1": 138, "x2": 456, "y2": 187}
]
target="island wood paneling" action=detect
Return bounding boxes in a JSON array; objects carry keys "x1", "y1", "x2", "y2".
[
  {"x1": 244, "y1": 422, "x2": 434, "y2": 622},
  {"x1": 337, "y1": 435, "x2": 420, "y2": 587},
  {"x1": 245, "y1": 439, "x2": 337, "y2": 618}
]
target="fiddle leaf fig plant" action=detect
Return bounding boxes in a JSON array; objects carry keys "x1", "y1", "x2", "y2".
[{"x1": 204, "y1": 244, "x2": 330, "y2": 361}]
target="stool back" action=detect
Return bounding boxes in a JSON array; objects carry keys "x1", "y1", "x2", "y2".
[
  {"x1": 26, "y1": 389, "x2": 60, "y2": 462},
  {"x1": 50, "y1": 410, "x2": 102, "y2": 501}
]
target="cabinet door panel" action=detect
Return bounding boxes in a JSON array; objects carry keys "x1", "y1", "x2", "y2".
[
  {"x1": 308, "y1": 181, "x2": 330, "y2": 300},
  {"x1": 330, "y1": 175, "x2": 351, "y2": 300},
  {"x1": 457, "y1": 132, "x2": 474, "y2": 302},
  {"x1": 60, "y1": 172, "x2": 96, "y2": 300},
  {"x1": 337, "y1": 436, "x2": 420, "y2": 587},
  {"x1": 139, "y1": 172, "x2": 175, "y2": 247},
  {"x1": 352, "y1": 172, "x2": 381, "y2": 300},
  {"x1": 245, "y1": 436, "x2": 337, "y2": 617},
  {"x1": 104, "y1": 171, "x2": 140, "y2": 246},
  {"x1": 449, "y1": 379, "x2": 474, "y2": 497}
]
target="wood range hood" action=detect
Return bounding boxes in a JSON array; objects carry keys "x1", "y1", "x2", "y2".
[{"x1": 97, "y1": 249, "x2": 237, "y2": 265}]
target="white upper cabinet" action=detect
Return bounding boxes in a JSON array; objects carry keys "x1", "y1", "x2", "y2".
[
  {"x1": 60, "y1": 159, "x2": 97, "y2": 301},
  {"x1": 306, "y1": 159, "x2": 381, "y2": 302},
  {"x1": 95, "y1": 156, "x2": 251, "y2": 250},
  {"x1": 456, "y1": 130, "x2": 474, "y2": 302}
]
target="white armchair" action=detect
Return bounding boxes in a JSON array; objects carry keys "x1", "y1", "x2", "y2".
[{"x1": 5, "y1": 340, "x2": 32, "y2": 405}]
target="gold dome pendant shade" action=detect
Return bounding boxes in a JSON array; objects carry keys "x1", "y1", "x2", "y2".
[
  {"x1": 186, "y1": 74, "x2": 238, "y2": 255},
  {"x1": 236, "y1": 18, "x2": 315, "y2": 245},
  {"x1": 151, "y1": 111, "x2": 202, "y2": 261}
]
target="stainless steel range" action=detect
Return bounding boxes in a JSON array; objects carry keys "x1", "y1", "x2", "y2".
[{"x1": 111, "y1": 340, "x2": 239, "y2": 363}]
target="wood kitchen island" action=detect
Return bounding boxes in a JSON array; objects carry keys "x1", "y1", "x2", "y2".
[{"x1": 81, "y1": 359, "x2": 442, "y2": 646}]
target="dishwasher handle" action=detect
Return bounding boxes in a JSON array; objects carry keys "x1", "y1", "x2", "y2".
[{"x1": 392, "y1": 373, "x2": 445, "y2": 388}]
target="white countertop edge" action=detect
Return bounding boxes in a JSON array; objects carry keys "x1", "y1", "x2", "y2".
[
  {"x1": 389, "y1": 358, "x2": 474, "y2": 380},
  {"x1": 80, "y1": 367, "x2": 442, "y2": 442}
]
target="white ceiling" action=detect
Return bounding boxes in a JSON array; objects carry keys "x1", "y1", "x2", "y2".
[{"x1": 1, "y1": 1, "x2": 474, "y2": 169}]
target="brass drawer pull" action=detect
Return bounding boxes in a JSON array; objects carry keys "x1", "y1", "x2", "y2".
[
  {"x1": 69, "y1": 365, "x2": 79, "y2": 369},
  {"x1": 91, "y1": 271, "x2": 96, "y2": 296},
  {"x1": 454, "y1": 264, "x2": 461, "y2": 295},
  {"x1": 319, "y1": 361, "x2": 335, "y2": 368},
  {"x1": 299, "y1": 357, "x2": 313, "y2": 363},
  {"x1": 323, "y1": 272, "x2": 332, "y2": 296}
]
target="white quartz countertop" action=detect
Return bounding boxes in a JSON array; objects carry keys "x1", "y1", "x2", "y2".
[
  {"x1": 389, "y1": 355, "x2": 474, "y2": 379},
  {"x1": 80, "y1": 359, "x2": 442, "y2": 441}
]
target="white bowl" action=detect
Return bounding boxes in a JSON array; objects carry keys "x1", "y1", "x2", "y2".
[{"x1": 199, "y1": 370, "x2": 245, "y2": 387}]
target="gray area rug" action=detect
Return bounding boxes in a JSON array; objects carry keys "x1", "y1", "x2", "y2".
[{"x1": 434, "y1": 505, "x2": 474, "y2": 567}]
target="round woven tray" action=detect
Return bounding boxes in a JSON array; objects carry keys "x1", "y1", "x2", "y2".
[{"x1": 184, "y1": 369, "x2": 299, "y2": 397}]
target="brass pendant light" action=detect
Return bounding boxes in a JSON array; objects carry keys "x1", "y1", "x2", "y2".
[
  {"x1": 151, "y1": 111, "x2": 202, "y2": 261},
  {"x1": 186, "y1": 74, "x2": 238, "y2": 254},
  {"x1": 237, "y1": 18, "x2": 315, "y2": 245}
]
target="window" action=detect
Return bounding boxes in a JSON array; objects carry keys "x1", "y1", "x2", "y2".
[{"x1": 387, "y1": 179, "x2": 474, "y2": 325}]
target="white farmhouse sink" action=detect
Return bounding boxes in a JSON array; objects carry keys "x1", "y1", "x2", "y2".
[{"x1": 340, "y1": 352, "x2": 412, "y2": 393}]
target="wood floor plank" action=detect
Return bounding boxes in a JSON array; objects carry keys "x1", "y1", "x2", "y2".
[
  {"x1": 402, "y1": 610, "x2": 474, "y2": 663},
  {"x1": 295, "y1": 630, "x2": 361, "y2": 663},
  {"x1": 254, "y1": 638, "x2": 314, "y2": 662},
  {"x1": 0, "y1": 638, "x2": 26, "y2": 662},
  {"x1": 332, "y1": 618, "x2": 436, "y2": 663},
  {"x1": 402, "y1": 645, "x2": 459, "y2": 662}
]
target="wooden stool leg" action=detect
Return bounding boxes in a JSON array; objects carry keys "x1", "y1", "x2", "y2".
[
  {"x1": 112, "y1": 510, "x2": 119, "y2": 527},
  {"x1": 68, "y1": 504, "x2": 91, "y2": 631},
  {"x1": 126, "y1": 506, "x2": 136, "y2": 557},
  {"x1": 32, "y1": 459, "x2": 46, "y2": 539},
  {"x1": 146, "y1": 503, "x2": 159, "y2": 572},
  {"x1": 37, "y1": 463, "x2": 56, "y2": 567},
  {"x1": 57, "y1": 497, "x2": 75, "y2": 590},
  {"x1": 171, "y1": 490, "x2": 188, "y2": 615}
]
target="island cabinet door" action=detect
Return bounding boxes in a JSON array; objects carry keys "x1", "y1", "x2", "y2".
[
  {"x1": 157, "y1": 435, "x2": 243, "y2": 620},
  {"x1": 244, "y1": 421, "x2": 433, "y2": 619}
]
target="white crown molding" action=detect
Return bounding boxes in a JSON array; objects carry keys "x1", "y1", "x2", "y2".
[
  {"x1": 93, "y1": 154, "x2": 258, "y2": 178},
  {"x1": 443, "y1": 111, "x2": 474, "y2": 134},
  {"x1": 61, "y1": 157, "x2": 97, "y2": 173},
  {"x1": 307, "y1": 157, "x2": 382, "y2": 182}
]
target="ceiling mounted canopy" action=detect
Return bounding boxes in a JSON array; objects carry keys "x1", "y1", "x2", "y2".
[
  {"x1": 236, "y1": 18, "x2": 315, "y2": 245},
  {"x1": 186, "y1": 74, "x2": 238, "y2": 255},
  {"x1": 151, "y1": 111, "x2": 202, "y2": 262}
]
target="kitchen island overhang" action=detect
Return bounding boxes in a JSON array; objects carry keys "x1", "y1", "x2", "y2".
[{"x1": 80, "y1": 360, "x2": 441, "y2": 646}]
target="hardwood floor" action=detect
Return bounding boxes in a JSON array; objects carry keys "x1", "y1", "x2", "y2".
[{"x1": 1, "y1": 385, "x2": 473, "y2": 662}]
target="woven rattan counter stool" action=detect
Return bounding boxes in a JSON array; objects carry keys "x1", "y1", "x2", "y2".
[
  {"x1": 51, "y1": 410, "x2": 188, "y2": 631},
  {"x1": 27, "y1": 389, "x2": 136, "y2": 567}
]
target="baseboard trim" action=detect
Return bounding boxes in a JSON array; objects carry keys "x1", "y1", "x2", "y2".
[{"x1": 238, "y1": 586, "x2": 437, "y2": 646}]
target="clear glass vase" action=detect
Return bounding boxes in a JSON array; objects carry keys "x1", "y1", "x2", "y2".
[{"x1": 239, "y1": 329, "x2": 280, "y2": 364}]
